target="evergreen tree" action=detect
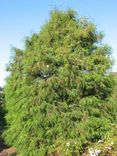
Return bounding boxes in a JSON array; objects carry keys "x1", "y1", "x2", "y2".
[{"x1": 3, "y1": 10, "x2": 115, "y2": 156}]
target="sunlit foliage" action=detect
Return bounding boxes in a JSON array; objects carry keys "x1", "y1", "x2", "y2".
[{"x1": 3, "y1": 10, "x2": 115, "y2": 156}]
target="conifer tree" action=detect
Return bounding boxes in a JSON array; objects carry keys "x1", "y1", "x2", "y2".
[{"x1": 3, "y1": 10, "x2": 115, "y2": 156}]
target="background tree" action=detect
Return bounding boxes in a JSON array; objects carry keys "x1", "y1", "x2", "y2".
[
  {"x1": 0, "y1": 87, "x2": 4, "y2": 105},
  {"x1": 0, "y1": 87, "x2": 7, "y2": 151},
  {"x1": 3, "y1": 10, "x2": 116, "y2": 156},
  {"x1": 0, "y1": 87, "x2": 5, "y2": 133}
]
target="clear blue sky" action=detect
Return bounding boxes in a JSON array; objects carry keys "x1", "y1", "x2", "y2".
[{"x1": 0, "y1": 0, "x2": 117, "y2": 86}]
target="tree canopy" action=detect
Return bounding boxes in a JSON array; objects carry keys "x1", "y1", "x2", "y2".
[{"x1": 3, "y1": 10, "x2": 115, "y2": 156}]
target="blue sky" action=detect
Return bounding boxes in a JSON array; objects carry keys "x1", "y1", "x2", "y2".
[{"x1": 0, "y1": 0, "x2": 117, "y2": 86}]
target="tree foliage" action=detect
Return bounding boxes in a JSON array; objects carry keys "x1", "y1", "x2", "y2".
[
  {"x1": 0, "y1": 87, "x2": 5, "y2": 134},
  {"x1": 0, "y1": 87, "x2": 4, "y2": 105},
  {"x1": 3, "y1": 10, "x2": 116, "y2": 156}
]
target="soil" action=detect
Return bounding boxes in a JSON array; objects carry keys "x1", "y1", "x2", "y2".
[{"x1": 0, "y1": 138, "x2": 17, "y2": 156}]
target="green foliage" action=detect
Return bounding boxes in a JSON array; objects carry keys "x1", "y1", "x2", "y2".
[
  {"x1": 0, "y1": 87, "x2": 5, "y2": 134},
  {"x1": 0, "y1": 87, "x2": 7, "y2": 151},
  {"x1": 0, "y1": 87, "x2": 4, "y2": 105},
  {"x1": 85, "y1": 124, "x2": 117, "y2": 156},
  {"x1": 3, "y1": 10, "x2": 116, "y2": 156}
]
